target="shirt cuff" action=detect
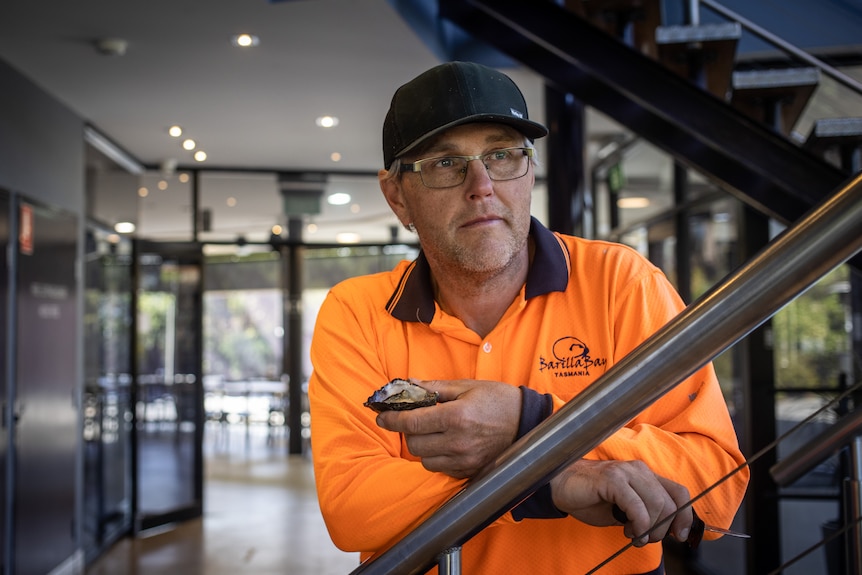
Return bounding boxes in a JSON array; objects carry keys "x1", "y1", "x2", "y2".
[
  {"x1": 511, "y1": 387, "x2": 567, "y2": 520},
  {"x1": 516, "y1": 385, "x2": 554, "y2": 440}
]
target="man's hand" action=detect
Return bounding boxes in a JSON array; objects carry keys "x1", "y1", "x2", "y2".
[
  {"x1": 550, "y1": 459, "x2": 693, "y2": 546},
  {"x1": 375, "y1": 379, "x2": 521, "y2": 479}
]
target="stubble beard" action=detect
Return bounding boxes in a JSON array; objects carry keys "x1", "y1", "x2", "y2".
[{"x1": 438, "y1": 217, "x2": 530, "y2": 282}]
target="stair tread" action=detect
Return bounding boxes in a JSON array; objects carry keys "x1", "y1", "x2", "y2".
[
  {"x1": 655, "y1": 22, "x2": 741, "y2": 45},
  {"x1": 732, "y1": 67, "x2": 821, "y2": 91},
  {"x1": 729, "y1": 68, "x2": 821, "y2": 134},
  {"x1": 655, "y1": 23, "x2": 740, "y2": 99},
  {"x1": 805, "y1": 117, "x2": 862, "y2": 152}
]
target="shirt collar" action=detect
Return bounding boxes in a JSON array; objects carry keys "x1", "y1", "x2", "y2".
[{"x1": 387, "y1": 217, "x2": 570, "y2": 323}]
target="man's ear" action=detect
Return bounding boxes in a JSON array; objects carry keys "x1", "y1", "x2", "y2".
[{"x1": 379, "y1": 169, "x2": 411, "y2": 228}]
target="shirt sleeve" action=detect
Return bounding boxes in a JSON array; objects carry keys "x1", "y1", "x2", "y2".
[
  {"x1": 510, "y1": 387, "x2": 567, "y2": 520},
  {"x1": 588, "y1": 264, "x2": 749, "y2": 534},
  {"x1": 512, "y1": 262, "x2": 748, "y2": 529},
  {"x1": 308, "y1": 286, "x2": 467, "y2": 554}
]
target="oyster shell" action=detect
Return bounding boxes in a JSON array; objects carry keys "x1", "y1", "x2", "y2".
[{"x1": 364, "y1": 379, "x2": 439, "y2": 412}]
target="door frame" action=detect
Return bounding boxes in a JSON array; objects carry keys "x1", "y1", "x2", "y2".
[{"x1": 131, "y1": 239, "x2": 204, "y2": 533}]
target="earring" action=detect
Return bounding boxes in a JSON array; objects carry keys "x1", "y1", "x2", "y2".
[{"x1": 406, "y1": 222, "x2": 416, "y2": 232}]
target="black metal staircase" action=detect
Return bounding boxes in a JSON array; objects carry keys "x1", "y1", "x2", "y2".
[{"x1": 438, "y1": 0, "x2": 851, "y2": 226}]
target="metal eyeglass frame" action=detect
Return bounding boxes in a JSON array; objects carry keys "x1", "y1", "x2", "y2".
[{"x1": 399, "y1": 146, "x2": 534, "y2": 189}]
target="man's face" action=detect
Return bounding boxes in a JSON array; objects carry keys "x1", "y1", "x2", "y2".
[{"x1": 380, "y1": 123, "x2": 535, "y2": 276}]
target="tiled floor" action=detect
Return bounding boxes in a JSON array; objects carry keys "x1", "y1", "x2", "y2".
[{"x1": 85, "y1": 425, "x2": 361, "y2": 575}]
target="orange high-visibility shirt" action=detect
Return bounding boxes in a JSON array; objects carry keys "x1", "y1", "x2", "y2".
[{"x1": 309, "y1": 218, "x2": 748, "y2": 575}]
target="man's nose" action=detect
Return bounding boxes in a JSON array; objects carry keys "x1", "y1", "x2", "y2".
[{"x1": 463, "y1": 158, "x2": 494, "y2": 189}]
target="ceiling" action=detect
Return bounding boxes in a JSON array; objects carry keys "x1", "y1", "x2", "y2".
[
  {"x1": 12, "y1": 0, "x2": 854, "y2": 247},
  {"x1": 0, "y1": 0, "x2": 597, "y2": 246}
]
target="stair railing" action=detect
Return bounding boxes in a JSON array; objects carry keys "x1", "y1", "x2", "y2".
[{"x1": 348, "y1": 168, "x2": 862, "y2": 574}]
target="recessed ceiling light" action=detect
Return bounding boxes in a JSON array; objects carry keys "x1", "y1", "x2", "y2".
[
  {"x1": 315, "y1": 116, "x2": 339, "y2": 128},
  {"x1": 168, "y1": 125, "x2": 183, "y2": 137},
  {"x1": 330, "y1": 152, "x2": 342, "y2": 162},
  {"x1": 327, "y1": 192, "x2": 351, "y2": 205},
  {"x1": 182, "y1": 139, "x2": 196, "y2": 150},
  {"x1": 336, "y1": 232, "x2": 361, "y2": 244},
  {"x1": 617, "y1": 197, "x2": 650, "y2": 209},
  {"x1": 232, "y1": 34, "x2": 259, "y2": 48},
  {"x1": 138, "y1": 187, "x2": 149, "y2": 197},
  {"x1": 226, "y1": 197, "x2": 237, "y2": 207},
  {"x1": 194, "y1": 151, "x2": 207, "y2": 162},
  {"x1": 114, "y1": 222, "x2": 136, "y2": 234},
  {"x1": 178, "y1": 173, "x2": 190, "y2": 183}
]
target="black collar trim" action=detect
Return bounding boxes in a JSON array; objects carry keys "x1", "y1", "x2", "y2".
[{"x1": 387, "y1": 217, "x2": 570, "y2": 323}]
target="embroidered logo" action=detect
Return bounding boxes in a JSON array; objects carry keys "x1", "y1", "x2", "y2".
[{"x1": 539, "y1": 336, "x2": 607, "y2": 377}]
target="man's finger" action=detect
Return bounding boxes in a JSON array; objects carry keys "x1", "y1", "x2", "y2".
[
  {"x1": 376, "y1": 403, "x2": 446, "y2": 435},
  {"x1": 414, "y1": 379, "x2": 467, "y2": 402},
  {"x1": 657, "y1": 475, "x2": 693, "y2": 541}
]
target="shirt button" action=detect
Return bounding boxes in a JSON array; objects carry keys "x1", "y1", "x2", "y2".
[{"x1": 483, "y1": 342, "x2": 492, "y2": 353}]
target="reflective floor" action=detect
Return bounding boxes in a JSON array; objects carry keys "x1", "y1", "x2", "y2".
[{"x1": 86, "y1": 423, "x2": 360, "y2": 575}]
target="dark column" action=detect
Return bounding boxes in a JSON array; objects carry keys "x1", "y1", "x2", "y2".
[
  {"x1": 283, "y1": 217, "x2": 305, "y2": 455},
  {"x1": 739, "y1": 206, "x2": 781, "y2": 574},
  {"x1": 673, "y1": 163, "x2": 692, "y2": 304},
  {"x1": 544, "y1": 84, "x2": 586, "y2": 236}
]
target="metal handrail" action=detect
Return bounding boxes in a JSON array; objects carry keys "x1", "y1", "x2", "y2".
[
  {"x1": 350, "y1": 172, "x2": 862, "y2": 575},
  {"x1": 699, "y1": 0, "x2": 862, "y2": 97}
]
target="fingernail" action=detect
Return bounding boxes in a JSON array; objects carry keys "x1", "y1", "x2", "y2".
[{"x1": 678, "y1": 528, "x2": 690, "y2": 541}]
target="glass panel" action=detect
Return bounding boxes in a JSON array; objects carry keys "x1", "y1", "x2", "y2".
[
  {"x1": 688, "y1": 196, "x2": 742, "y2": 405},
  {"x1": 774, "y1": 265, "x2": 853, "y2": 390},
  {"x1": 202, "y1": 251, "x2": 286, "y2": 448},
  {"x1": 689, "y1": 197, "x2": 739, "y2": 300},
  {"x1": 617, "y1": 187, "x2": 746, "y2": 408},
  {"x1": 303, "y1": 243, "x2": 420, "y2": 371},
  {"x1": 136, "y1": 245, "x2": 202, "y2": 529},
  {"x1": 82, "y1": 226, "x2": 133, "y2": 558}
]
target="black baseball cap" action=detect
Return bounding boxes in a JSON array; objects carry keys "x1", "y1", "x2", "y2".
[{"x1": 382, "y1": 61, "x2": 548, "y2": 169}]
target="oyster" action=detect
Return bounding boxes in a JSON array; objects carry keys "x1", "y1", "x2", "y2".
[{"x1": 364, "y1": 379, "x2": 439, "y2": 412}]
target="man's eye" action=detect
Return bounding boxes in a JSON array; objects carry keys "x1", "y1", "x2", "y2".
[
  {"x1": 435, "y1": 158, "x2": 456, "y2": 169},
  {"x1": 489, "y1": 150, "x2": 510, "y2": 161}
]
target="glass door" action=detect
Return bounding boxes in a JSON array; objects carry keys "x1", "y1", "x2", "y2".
[
  {"x1": 133, "y1": 240, "x2": 204, "y2": 531},
  {"x1": 82, "y1": 226, "x2": 134, "y2": 560}
]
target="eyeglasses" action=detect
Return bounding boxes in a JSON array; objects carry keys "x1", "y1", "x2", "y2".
[{"x1": 400, "y1": 147, "x2": 533, "y2": 189}]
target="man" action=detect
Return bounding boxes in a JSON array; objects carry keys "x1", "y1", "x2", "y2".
[{"x1": 309, "y1": 61, "x2": 748, "y2": 574}]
